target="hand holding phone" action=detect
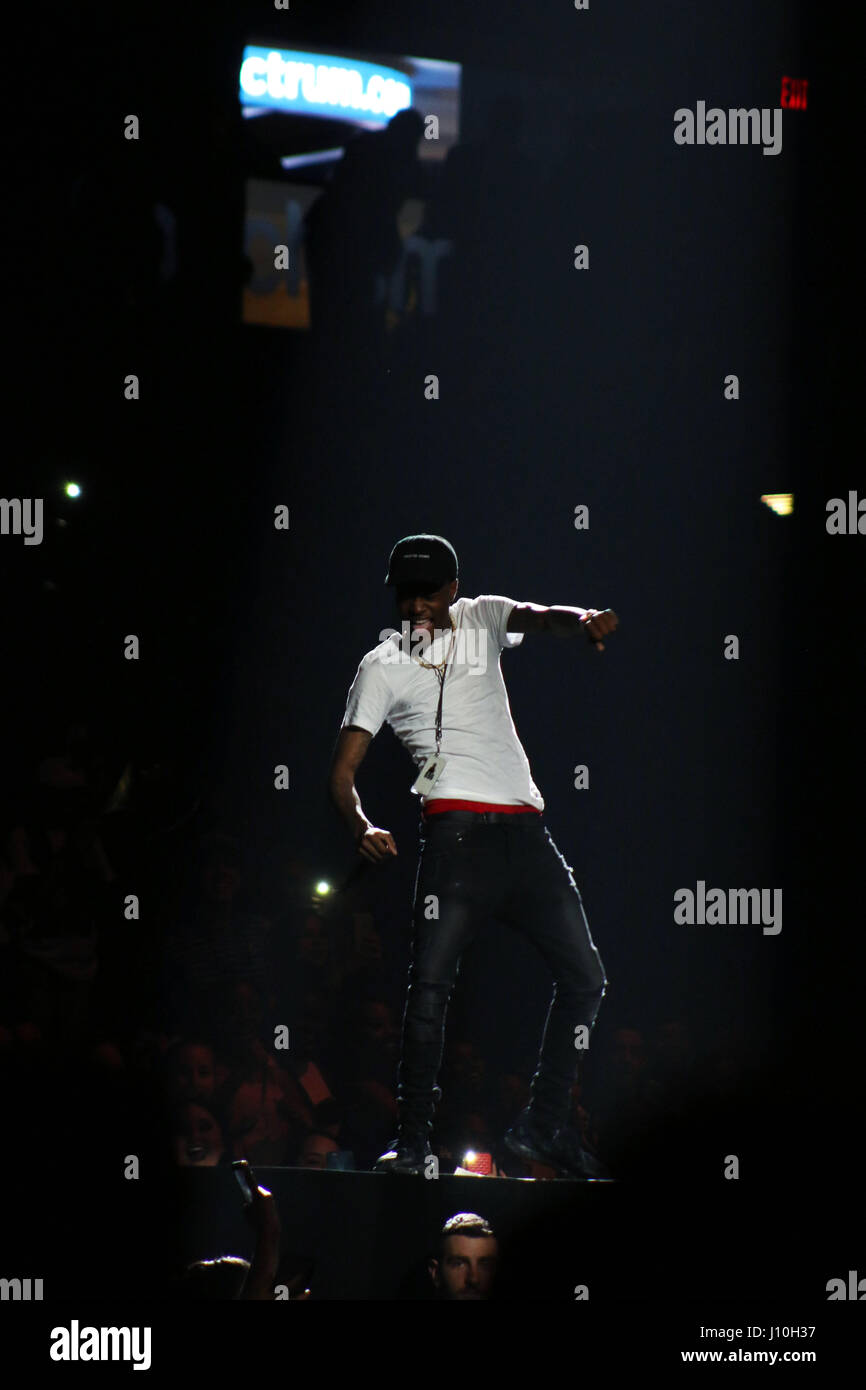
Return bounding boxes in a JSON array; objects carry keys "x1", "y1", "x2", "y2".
[{"x1": 232, "y1": 1158, "x2": 256, "y2": 1206}]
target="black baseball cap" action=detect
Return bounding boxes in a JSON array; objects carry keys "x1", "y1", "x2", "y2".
[{"x1": 384, "y1": 534, "x2": 458, "y2": 588}]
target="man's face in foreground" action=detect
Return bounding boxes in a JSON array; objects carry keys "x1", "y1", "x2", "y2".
[
  {"x1": 428, "y1": 1234, "x2": 499, "y2": 1300},
  {"x1": 394, "y1": 579, "x2": 458, "y2": 642}
]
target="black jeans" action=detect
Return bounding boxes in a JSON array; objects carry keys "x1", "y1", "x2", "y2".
[{"x1": 396, "y1": 810, "x2": 608, "y2": 1136}]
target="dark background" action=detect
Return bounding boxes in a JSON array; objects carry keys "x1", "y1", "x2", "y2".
[{"x1": 2, "y1": 0, "x2": 861, "y2": 1307}]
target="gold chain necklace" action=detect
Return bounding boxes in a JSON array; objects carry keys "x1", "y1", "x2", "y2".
[{"x1": 413, "y1": 611, "x2": 457, "y2": 669}]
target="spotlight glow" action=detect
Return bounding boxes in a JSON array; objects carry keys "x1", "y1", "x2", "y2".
[
  {"x1": 760, "y1": 493, "x2": 793, "y2": 516},
  {"x1": 65, "y1": 483, "x2": 81, "y2": 498},
  {"x1": 314, "y1": 880, "x2": 332, "y2": 897}
]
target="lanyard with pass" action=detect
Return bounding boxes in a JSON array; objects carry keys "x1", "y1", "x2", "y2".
[{"x1": 410, "y1": 617, "x2": 456, "y2": 796}]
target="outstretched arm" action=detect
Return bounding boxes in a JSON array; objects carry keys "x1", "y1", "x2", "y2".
[{"x1": 507, "y1": 604, "x2": 619, "y2": 651}]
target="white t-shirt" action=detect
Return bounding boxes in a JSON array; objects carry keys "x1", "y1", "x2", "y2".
[{"x1": 340, "y1": 594, "x2": 544, "y2": 810}]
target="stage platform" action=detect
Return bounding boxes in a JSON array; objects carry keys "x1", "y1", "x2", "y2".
[
  {"x1": 171, "y1": 1165, "x2": 850, "y2": 1301},
  {"x1": 0, "y1": 1149, "x2": 859, "y2": 1301}
]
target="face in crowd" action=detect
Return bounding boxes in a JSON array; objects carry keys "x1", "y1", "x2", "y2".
[{"x1": 428, "y1": 1233, "x2": 499, "y2": 1300}]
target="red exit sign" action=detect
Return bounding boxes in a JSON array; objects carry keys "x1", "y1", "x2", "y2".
[{"x1": 781, "y1": 76, "x2": 808, "y2": 109}]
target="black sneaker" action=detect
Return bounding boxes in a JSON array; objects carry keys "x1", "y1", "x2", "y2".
[
  {"x1": 373, "y1": 1133, "x2": 433, "y2": 1174},
  {"x1": 545, "y1": 1124, "x2": 613, "y2": 1181},
  {"x1": 504, "y1": 1107, "x2": 612, "y2": 1180}
]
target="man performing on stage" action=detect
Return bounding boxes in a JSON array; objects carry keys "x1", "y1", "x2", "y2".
[{"x1": 327, "y1": 534, "x2": 618, "y2": 1178}]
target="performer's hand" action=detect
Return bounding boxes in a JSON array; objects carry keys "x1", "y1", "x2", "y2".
[
  {"x1": 580, "y1": 608, "x2": 618, "y2": 651},
  {"x1": 357, "y1": 826, "x2": 398, "y2": 862}
]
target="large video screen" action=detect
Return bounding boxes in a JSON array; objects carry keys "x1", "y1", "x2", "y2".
[{"x1": 240, "y1": 46, "x2": 461, "y2": 330}]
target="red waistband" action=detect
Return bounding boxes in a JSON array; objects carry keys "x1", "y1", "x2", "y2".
[{"x1": 423, "y1": 799, "x2": 542, "y2": 816}]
